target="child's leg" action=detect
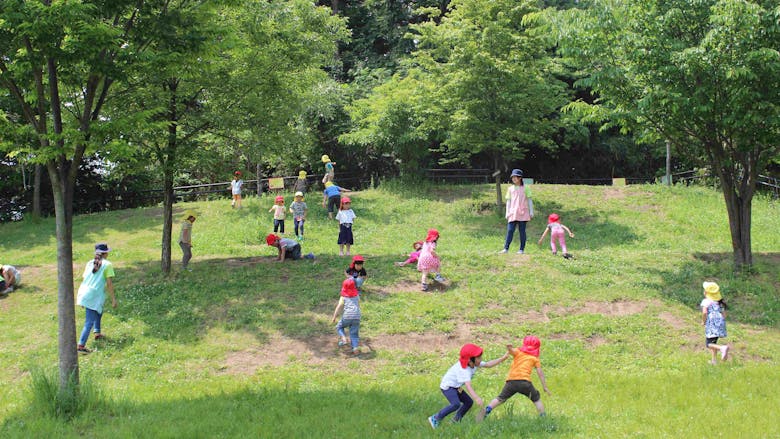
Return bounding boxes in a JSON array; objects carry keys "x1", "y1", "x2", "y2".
[
  {"x1": 549, "y1": 235, "x2": 557, "y2": 254},
  {"x1": 79, "y1": 309, "x2": 98, "y2": 346},
  {"x1": 558, "y1": 234, "x2": 568, "y2": 254},
  {"x1": 348, "y1": 319, "x2": 360, "y2": 350},
  {"x1": 93, "y1": 310, "x2": 103, "y2": 335},
  {"x1": 231, "y1": 194, "x2": 236, "y2": 207},
  {"x1": 518, "y1": 221, "x2": 528, "y2": 251},
  {"x1": 503, "y1": 222, "x2": 517, "y2": 250},
  {"x1": 336, "y1": 319, "x2": 347, "y2": 343},
  {"x1": 294, "y1": 219, "x2": 300, "y2": 237},
  {"x1": 534, "y1": 398, "x2": 546, "y2": 415},
  {"x1": 339, "y1": 244, "x2": 344, "y2": 256},
  {"x1": 279, "y1": 220, "x2": 284, "y2": 234},
  {"x1": 236, "y1": 195, "x2": 242, "y2": 208},
  {"x1": 273, "y1": 220, "x2": 279, "y2": 233},
  {"x1": 434, "y1": 388, "x2": 463, "y2": 421},
  {"x1": 453, "y1": 390, "x2": 474, "y2": 421},
  {"x1": 421, "y1": 270, "x2": 429, "y2": 284},
  {"x1": 345, "y1": 244, "x2": 351, "y2": 255}
]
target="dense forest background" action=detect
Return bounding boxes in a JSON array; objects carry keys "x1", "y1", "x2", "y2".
[{"x1": 1, "y1": 0, "x2": 777, "y2": 221}]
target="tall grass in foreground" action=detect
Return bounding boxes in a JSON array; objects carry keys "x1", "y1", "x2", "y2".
[{"x1": 28, "y1": 368, "x2": 105, "y2": 421}]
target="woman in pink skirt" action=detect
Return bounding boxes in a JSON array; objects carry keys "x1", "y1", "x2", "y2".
[{"x1": 418, "y1": 229, "x2": 445, "y2": 291}]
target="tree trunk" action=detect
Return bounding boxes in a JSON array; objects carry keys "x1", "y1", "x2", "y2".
[
  {"x1": 720, "y1": 183, "x2": 753, "y2": 269},
  {"x1": 48, "y1": 162, "x2": 79, "y2": 388},
  {"x1": 161, "y1": 170, "x2": 174, "y2": 275},
  {"x1": 33, "y1": 164, "x2": 42, "y2": 219}
]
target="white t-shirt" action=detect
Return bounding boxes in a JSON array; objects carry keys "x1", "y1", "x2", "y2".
[
  {"x1": 439, "y1": 360, "x2": 486, "y2": 390},
  {"x1": 2, "y1": 265, "x2": 20, "y2": 285},
  {"x1": 231, "y1": 179, "x2": 244, "y2": 195},
  {"x1": 336, "y1": 209, "x2": 356, "y2": 225}
]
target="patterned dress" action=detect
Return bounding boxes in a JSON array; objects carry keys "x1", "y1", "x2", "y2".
[
  {"x1": 702, "y1": 299, "x2": 727, "y2": 338},
  {"x1": 417, "y1": 241, "x2": 440, "y2": 272}
]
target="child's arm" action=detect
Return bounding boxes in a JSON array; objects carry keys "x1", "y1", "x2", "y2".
[
  {"x1": 538, "y1": 227, "x2": 549, "y2": 244},
  {"x1": 269, "y1": 206, "x2": 274, "y2": 213},
  {"x1": 506, "y1": 344, "x2": 518, "y2": 355},
  {"x1": 462, "y1": 381, "x2": 484, "y2": 407},
  {"x1": 481, "y1": 352, "x2": 510, "y2": 368},
  {"x1": 278, "y1": 246, "x2": 285, "y2": 262},
  {"x1": 562, "y1": 225, "x2": 574, "y2": 237},
  {"x1": 701, "y1": 306, "x2": 708, "y2": 325},
  {"x1": 535, "y1": 366, "x2": 551, "y2": 395},
  {"x1": 331, "y1": 297, "x2": 344, "y2": 323},
  {"x1": 106, "y1": 277, "x2": 117, "y2": 309}
]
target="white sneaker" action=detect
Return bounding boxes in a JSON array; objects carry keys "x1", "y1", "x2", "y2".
[
  {"x1": 720, "y1": 345, "x2": 730, "y2": 360},
  {"x1": 498, "y1": 249, "x2": 508, "y2": 254},
  {"x1": 516, "y1": 250, "x2": 524, "y2": 254},
  {"x1": 434, "y1": 274, "x2": 446, "y2": 283}
]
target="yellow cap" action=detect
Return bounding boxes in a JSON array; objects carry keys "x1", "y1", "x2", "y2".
[
  {"x1": 321, "y1": 155, "x2": 330, "y2": 163},
  {"x1": 324, "y1": 181, "x2": 333, "y2": 188},
  {"x1": 298, "y1": 170, "x2": 307, "y2": 179}
]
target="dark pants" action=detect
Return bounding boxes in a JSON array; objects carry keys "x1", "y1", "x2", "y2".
[
  {"x1": 435, "y1": 387, "x2": 473, "y2": 422},
  {"x1": 294, "y1": 218, "x2": 305, "y2": 236},
  {"x1": 179, "y1": 241, "x2": 192, "y2": 268},
  {"x1": 327, "y1": 195, "x2": 340, "y2": 214},
  {"x1": 504, "y1": 221, "x2": 528, "y2": 251},
  {"x1": 285, "y1": 244, "x2": 302, "y2": 260},
  {"x1": 274, "y1": 219, "x2": 285, "y2": 233}
]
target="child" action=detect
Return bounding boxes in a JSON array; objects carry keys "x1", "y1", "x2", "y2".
[
  {"x1": 336, "y1": 197, "x2": 356, "y2": 256},
  {"x1": 269, "y1": 195, "x2": 286, "y2": 233},
  {"x1": 321, "y1": 154, "x2": 336, "y2": 183},
  {"x1": 266, "y1": 233, "x2": 314, "y2": 261},
  {"x1": 428, "y1": 344, "x2": 509, "y2": 429},
  {"x1": 500, "y1": 169, "x2": 533, "y2": 254},
  {"x1": 293, "y1": 170, "x2": 308, "y2": 194},
  {"x1": 538, "y1": 213, "x2": 575, "y2": 258},
  {"x1": 346, "y1": 254, "x2": 367, "y2": 290},
  {"x1": 230, "y1": 171, "x2": 244, "y2": 209},
  {"x1": 0, "y1": 264, "x2": 21, "y2": 295},
  {"x1": 289, "y1": 191, "x2": 308, "y2": 240},
  {"x1": 701, "y1": 281, "x2": 729, "y2": 365},
  {"x1": 76, "y1": 243, "x2": 118, "y2": 353},
  {"x1": 322, "y1": 181, "x2": 351, "y2": 220},
  {"x1": 477, "y1": 335, "x2": 552, "y2": 421},
  {"x1": 331, "y1": 277, "x2": 361, "y2": 355},
  {"x1": 395, "y1": 241, "x2": 424, "y2": 267},
  {"x1": 417, "y1": 229, "x2": 445, "y2": 292},
  {"x1": 179, "y1": 211, "x2": 196, "y2": 271}
]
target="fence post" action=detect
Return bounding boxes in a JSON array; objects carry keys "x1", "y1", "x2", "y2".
[
  {"x1": 493, "y1": 170, "x2": 503, "y2": 213},
  {"x1": 256, "y1": 163, "x2": 262, "y2": 197},
  {"x1": 665, "y1": 140, "x2": 671, "y2": 186}
]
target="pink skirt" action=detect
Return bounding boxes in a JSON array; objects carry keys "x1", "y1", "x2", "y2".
[{"x1": 417, "y1": 254, "x2": 440, "y2": 272}]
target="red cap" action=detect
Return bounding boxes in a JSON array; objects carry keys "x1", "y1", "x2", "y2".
[
  {"x1": 265, "y1": 234, "x2": 279, "y2": 246},
  {"x1": 341, "y1": 196, "x2": 351, "y2": 204},
  {"x1": 518, "y1": 336, "x2": 541, "y2": 357},
  {"x1": 235, "y1": 171, "x2": 241, "y2": 176},
  {"x1": 459, "y1": 343, "x2": 483, "y2": 368},
  {"x1": 548, "y1": 213, "x2": 560, "y2": 224},
  {"x1": 275, "y1": 195, "x2": 284, "y2": 203},
  {"x1": 426, "y1": 229, "x2": 439, "y2": 242},
  {"x1": 340, "y1": 278, "x2": 359, "y2": 297}
]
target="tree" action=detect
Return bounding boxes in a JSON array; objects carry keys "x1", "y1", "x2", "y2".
[{"x1": 552, "y1": 0, "x2": 780, "y2": 268}]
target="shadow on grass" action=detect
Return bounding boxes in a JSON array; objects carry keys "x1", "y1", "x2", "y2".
[
  {"x1": 1, "y1": 386, "x2": 575, "y2": 438},
  {"x1": 645, "y1": 252, "x2": 780, "y2": 327}
]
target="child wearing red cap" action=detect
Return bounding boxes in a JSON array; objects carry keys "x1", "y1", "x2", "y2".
[
  {"x1": 336, "y1": 197, "x2": 356, "y2": 256},
  {"x1": 395, "y1": 241, "x2": 424, "y2": 267},
  {"x1": 331, "y1": 277, "x2": 361, "y2": 354},
  {"x1": 269, "y1": 195, "x2": 286, "y2": 233},
  {"x1": 428, "y1": 344, "x2": 509, "y2": 429},
  {"x1": 537, "y1": 213, "x2": 575, "y2": 258},
  {"x1": 477, "y1": 336, "x2": 551, "y2": 421},
  {"x1": 230, "y1": 171, "x2": 244, "y2": 209},
  {"x1": 266, "y1": 233, "x2": 314, "y2": 261},
  {"x1": 346, "y1": 255, "x2": 367, "y2": 290},
  {"x1": 417, "y1": 229, "x2": 445, "y2": 291}
]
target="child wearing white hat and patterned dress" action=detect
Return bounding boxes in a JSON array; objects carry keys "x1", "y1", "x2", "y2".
[{"x1": 701, "y1": 281, "x2": 729, "y2": 365}]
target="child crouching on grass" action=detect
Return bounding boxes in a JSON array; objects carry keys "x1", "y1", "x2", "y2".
[
  {"x1": 477, "y1": 335, "x2": 551, "y2": 421},
  {"x1": 428, "y1": 344, "x2": 509, "y2": 429},
  {"x1": 331, "y1": 277, "x2": 361, "y2": 355}
]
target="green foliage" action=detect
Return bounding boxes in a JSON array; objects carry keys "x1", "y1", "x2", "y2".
[{"x1": 28, "y1": 368, "x2": 104, "y2": 421}]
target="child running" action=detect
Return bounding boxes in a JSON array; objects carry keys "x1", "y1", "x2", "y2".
[
  {"x1": 289, "y1": 191, "x2": 308, "y2": 240},
  {"x1": 346, "y1": 254, "x2": 367, "y2": 290},
  {"x1": 428, "y1": 344, "x2": 509, "y2": 429},
  {"x1": 331, "y1": 277, "x2": 361, "y2": 355},
  {"x1": 418, "y1": 229, "x2": 445, "y2": 291},
  {"x1": 538, "y1": 213, "x2": 575, "y2": 258},
  {"x1": 269, "y1": 195, "x2": 286, "y2": 233},
  {"x1": 230, "y1": 171, "x2": 244, "y2": 209},
  {"x1": 395, "y1": 241, "x2": 424, "y2": 267},
  {"x1": 336, "y1": 197, "x2": 356, "y2": 256},
  {"x1": 701, "y1": 281, "x2": 729, "y2": 365},
  {"x1": 477, "y1": 336, "x2": 551, "y2": 421}
]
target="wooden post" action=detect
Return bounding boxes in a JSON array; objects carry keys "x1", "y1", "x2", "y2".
[
  {"x1": 665, "y1": 140, "x2": 671, "y2": 186},
  {"x1": 493, "y1": 170, "x2": 503, "y2": 213},
  {"x1": 256, "y1": 163, "x2": 262, "y2": 197}
]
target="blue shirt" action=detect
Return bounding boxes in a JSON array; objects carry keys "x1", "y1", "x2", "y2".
[{"x1": 323, "y1": 185, "x2": 342, "y2": 198}]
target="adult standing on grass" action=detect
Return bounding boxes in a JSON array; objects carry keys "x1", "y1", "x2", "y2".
[
  {"x1": 0, "y1": 263, "x2": 21, "y2": 295},
  {"x1": 322, "y1": 181, "x2": 351, "y2": 220},
  {"x1": 701, "y1": 281, "x2": 730, "y2": 365},
  {"x1": 500, "y1": 169, "x2": 533, "y2": 254},
  {"x1": 76, "y1": 243, "x2": 117, "y2": 353},
  {"x1": 230, "y1": 171, "x2": 244, "y2": 209},
  {"x1": 179, "y1": 211, "x2": 196, "y2": 271}
]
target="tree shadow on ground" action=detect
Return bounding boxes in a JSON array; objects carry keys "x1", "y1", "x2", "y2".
[
  {"x1": 641, "y1": 252, "x2": 780, "y2": 327},
  {"x1": 1, "y1": 386, "x2": 574, "y2": 438}
]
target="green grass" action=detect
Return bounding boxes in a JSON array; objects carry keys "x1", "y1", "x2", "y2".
[{"x1": 0, "y1": 183, "x2": 779, "y2": 438}]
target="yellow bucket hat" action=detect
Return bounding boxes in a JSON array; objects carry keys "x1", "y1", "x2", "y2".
[
  {"x1": 703, "y1": 282, "x2": 721, "y2": 301},
  {"x1": 298, "y1": 170, "x2": 307, "y2": 179},
  {"x1": 321, "y1": 155, "x2": 330, "y2": 163}
]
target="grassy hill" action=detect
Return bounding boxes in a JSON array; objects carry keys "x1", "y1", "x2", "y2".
[{"x1": 0, "y1": 182, "x2": 778, "y2": 438}]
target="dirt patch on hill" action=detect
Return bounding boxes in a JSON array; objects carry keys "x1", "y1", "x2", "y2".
[
  {"x1": 604, "y1": 188, "x2": 627, "y2": 200},
  {"x1": 372, "y1": 280, "x2": 421, "y2": 296},
  {"x1": 221, "y1": 334, "x2": 335, "y2": 374},
  {"x1": 518, "y1": 299, "x2": 652, "y2": 322},
  {"x1": 366, "y1": 323, "x2": 482, "y2": 353}
]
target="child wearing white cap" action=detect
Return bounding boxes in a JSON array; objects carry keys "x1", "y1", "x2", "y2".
[
  {"x1": 701, "y1": 281, "x2": 729, "y2": 365},
  {"x1": 289, "y1": 192, "x2": 308, "y2": 241}
]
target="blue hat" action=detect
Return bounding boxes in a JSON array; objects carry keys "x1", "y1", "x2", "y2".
[
  {"x1": 95, "y1": 243, "x2": 111, "y2": 254},
  {"x1": 510, "y1": 169, "x2": 523, "y2": 178}
]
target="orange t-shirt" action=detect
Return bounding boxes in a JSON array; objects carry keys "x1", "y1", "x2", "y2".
[{"x1": 506, "y1": 350, "x2": 541, "y2": 381}]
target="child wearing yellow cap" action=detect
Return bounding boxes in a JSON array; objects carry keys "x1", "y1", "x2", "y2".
[
  {"x1": 321, "y1": 155, "x2": 336, "y2": 184},
  {"x1": 293, "y1": 170, "x2": 308, "y2": 194},
  {"x1": 701, "y1": 281, "x2": 729, "y2": 365}
]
